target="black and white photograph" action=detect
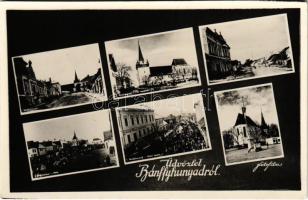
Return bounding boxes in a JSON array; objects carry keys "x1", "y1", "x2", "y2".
[
  {"x1": 214, "y1": 83, "x2": 284, "y2": 165},
  {"x1": 23, "y1": 110, "x2": 119, "y2": 180},
  {"x1": 12, "y1": 43, "x2": 107, "y2": 114},
  {"x1": 105, "y1": 28, "x2": 201, "y2": 99},
  {"x1": 116, "y1": 94, "x2": 211, "y2": 164},
  {"x1": 199, "y1": 14, "x2": 294, "y2": 85}
]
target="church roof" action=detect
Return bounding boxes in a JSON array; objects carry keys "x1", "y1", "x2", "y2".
[
  {"x1": 171, "y1": 58, "x2": 187, "y2": 66},
  {"x1": 234, "y1": 113, "x2": 257, "y2": 127},
  {"x1": 149, "y1": 65, "x2": 173, "y2": 77}
]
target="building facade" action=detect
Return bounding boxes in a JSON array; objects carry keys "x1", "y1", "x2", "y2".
[
  {"x1": 14, "y1": 57, "x2": 63, "y2": 110},
  {"x1": 202, "y1": 27, "x2": 232, "y2": 79},
  {"x1": 118, "y1": 108, "x2": 156, "y2": 147}
]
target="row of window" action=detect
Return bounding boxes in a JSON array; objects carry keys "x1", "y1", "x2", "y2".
[
  {"x1": 123, "y1": 114, "x2": 154, "y2": 127},
  {"x1": 126, "y1": 126, "x2": 153, "y2": 144},
  {"x1": 23, "y1": 79, "x2": 48, "y2": 96},
  {"x1": 207, "y1": 39, "x2": 230, "y2": 58}
]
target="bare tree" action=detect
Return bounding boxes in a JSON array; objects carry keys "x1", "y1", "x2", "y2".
[{"x1": 113, "y1": 63, "x2": 132, "y2": 88}]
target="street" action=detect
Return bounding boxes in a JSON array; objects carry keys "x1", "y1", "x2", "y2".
[
  {"x1": 225, "y1": 144, "x2": 283, "y2": 164},
  {"x1": 42, "y1": 92, "x2": 104, "y2": 109}
]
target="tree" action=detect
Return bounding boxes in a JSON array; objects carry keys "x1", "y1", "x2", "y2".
[
  {"x1": 113, "y1": 63, "x2": 132, "y2": 89},
  {"x1": 268, "y1": 124, "x2": 279, "y2": 137},
  {"x1": 222, "y1": 131, "x2": 234, "y2": 149}
]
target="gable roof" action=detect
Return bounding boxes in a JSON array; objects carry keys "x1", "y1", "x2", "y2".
[
  {"x1": 171, "y1": 58, "x2": 187, "y2": 66},
  {"x1": 206, "y1": 27, "x2": 229, "y2": 47},
  {"x1": 234, "y1": 113, "x2": 257, "y2": 127}
]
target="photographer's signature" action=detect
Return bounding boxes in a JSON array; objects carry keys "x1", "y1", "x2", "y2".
[{"x1": 253, "y1": 161, "x2": 282, "y2": 172}]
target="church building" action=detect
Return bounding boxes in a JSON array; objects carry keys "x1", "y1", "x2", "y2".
[
  {"x1": 232, "y1": 99, "x2": 266, "y2": 151},
  {"x1": 135, "y1": 41, "x2": 198, "y2": 87}
]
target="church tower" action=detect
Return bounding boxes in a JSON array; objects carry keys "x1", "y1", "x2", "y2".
[{"x1": 136, "y1": 41, "x2": 150, "y2": 86}]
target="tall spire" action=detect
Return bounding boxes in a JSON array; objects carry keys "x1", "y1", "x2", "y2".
[
  {"x1": 74, "y1": 70, "x2": 80, "y2": 83},
  {"x1": 260, "y1": 108, "x2": 267, "y2": 128},
  {"x1": 138, "y1": 40, "x2": 144, "y2": 62},
  {"x1": 73, "y1": 131, "x2": 78, "y2": 140}
]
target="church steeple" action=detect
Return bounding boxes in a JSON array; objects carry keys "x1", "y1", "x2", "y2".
[
  {"x1": 241, "y1": 97, "x2": 246, "y2": 117},
  {"x1": 138, "y1": 40, "x2": 144, "y2": 63},
  {"x1": 73, "y1": 131, "x2": 78, "y2": 140},
  {"x1": 136, "y1": 40, "x2": 149, "y2": 69},
  {"x1": 74, "y1": 70, "x2": 80, "y2": 83},
  {"x1": 260, "y1": 108, "x2": 268, "y2": 128}
]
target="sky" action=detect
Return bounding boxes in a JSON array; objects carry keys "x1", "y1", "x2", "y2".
[
  {"x1": 124, "y1": 93, "x2": 204, "y2": 119},
  {"x1": 201, "y1": 14, "x2": 291, "y2": 63},
  {"x1": 215, "y1": 85, "x2": 280, "y2": 131},
  {"x1": 23, "y1": 110, "x2": 113, "y2": 142},
  {"x1": 19, "y1": 43, "x2": 102, "y2": 85},
  {"x1": 105, "y1": 28, "x2": 199, "y2": 86}
]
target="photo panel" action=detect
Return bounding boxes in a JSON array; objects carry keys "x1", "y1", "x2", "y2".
[
  {"x1": 214, "y1": 83, "x2": 284, "y2": 166},
  {"x1": 199, "y1": 14, "x2": 295, "y2": 85},
  {"x1": 12, "y1": 43, "x2": 108, "y2": 115},
  {"x1": 116, "y1": 93, "x2": 211, "y2": 164},
  {"x1": 23, "y1": 109, "x2": 119, "y2": 181},
  {"x1": 105, "y1": 28, "x2": 201, "y2": 99}
]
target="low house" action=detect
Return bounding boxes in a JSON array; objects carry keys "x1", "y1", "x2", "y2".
[{"x1": 267, "y1": 47, "x2": 292, "y2": 67}]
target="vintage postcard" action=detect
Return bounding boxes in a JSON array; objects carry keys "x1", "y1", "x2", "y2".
[
  {"x1": 23, "y1": 110, "x2": 119, "y2": 180},
  {"x1": 105, "y1": 28, "x2": 201, "y2": 99},
  {"x1": 199, "y1": 14, "x2": 294, "y2": 85},
  {"x1": 12, "y1": 43, "x2": 108, "y2": 115},
  {"x1": 116, "y1": 93, "x2": 211, "y2": 164},
  {"x1": 214, "y1": 83, "x2": 284, "y2": 165}
]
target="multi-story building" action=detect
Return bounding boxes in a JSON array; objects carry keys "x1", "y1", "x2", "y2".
[
  {"x1": 13, "y1": 57, "x2": 64, "y2": 110},
  {"x1": 117, "y1": 108, "x2": 155, "y2": 147},
  {"x1": 202, "y1": 27, "x2": 232, "y2": 79}
]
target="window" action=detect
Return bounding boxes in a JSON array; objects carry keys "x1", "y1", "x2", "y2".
[
  {"x1": 145, "y1": 115, "x2": 148, "y2": 123},
  {"x1": 131, "y1": 116, "x2": 134, "y2": 125},
  {"x1": 243, "y1": 126, "x2": 247, "y2": 137},
  {"x1": 133, "y1": 132, "x2": 137, "y2": 142},
  {"x1": 136, "y1": 116, "x2": 140, "y2": 124},
  {"x1": 109, "y1": 146, "x2": 115, "y2": 155},
  {"x1": 124, "y1": 117, "x2": 128, "y2": 126},
  {"x1": 147, "y1": 127, "x2": 150, "y2": 133},
  {"x1": 141, "y1": 116, "x2": 144, "y2": 124},
  {"x1": 127, "y1": 135, "x2": 131, "y2": 143},
  {"x1": 139, "y1": 130, "x2": 142, "y2": 137}
]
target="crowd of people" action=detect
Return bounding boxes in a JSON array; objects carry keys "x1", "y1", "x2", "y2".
[
  {"x1": 162, "y1": 120, "x2": 207, "y2": 155},
  {"x1": 125, "y1": 118, "x2": 208, "y2": 161}
]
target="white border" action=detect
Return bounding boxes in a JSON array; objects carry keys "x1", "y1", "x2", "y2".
[
  {"x1": 199, "y1": 14, "x2": 295, "y2": 86},
  {"x1": 214, "y1": 83, "x2": 284, "y2": 166},
  {"x1": 115, "y1": 93, "x2": 212, "y2": 165},
  {"x1": 105, "y1": 27, "x2": 202, "y2": 100},
  {"x1": 0, "y1": 2, "x2": 306, "y2": 199},
  {"x1": 11, "y1": 43, "x2": 109, "y2": 115},
  {"x1": 22, "y1": 109, "x2": 120, "y2": 181}
]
